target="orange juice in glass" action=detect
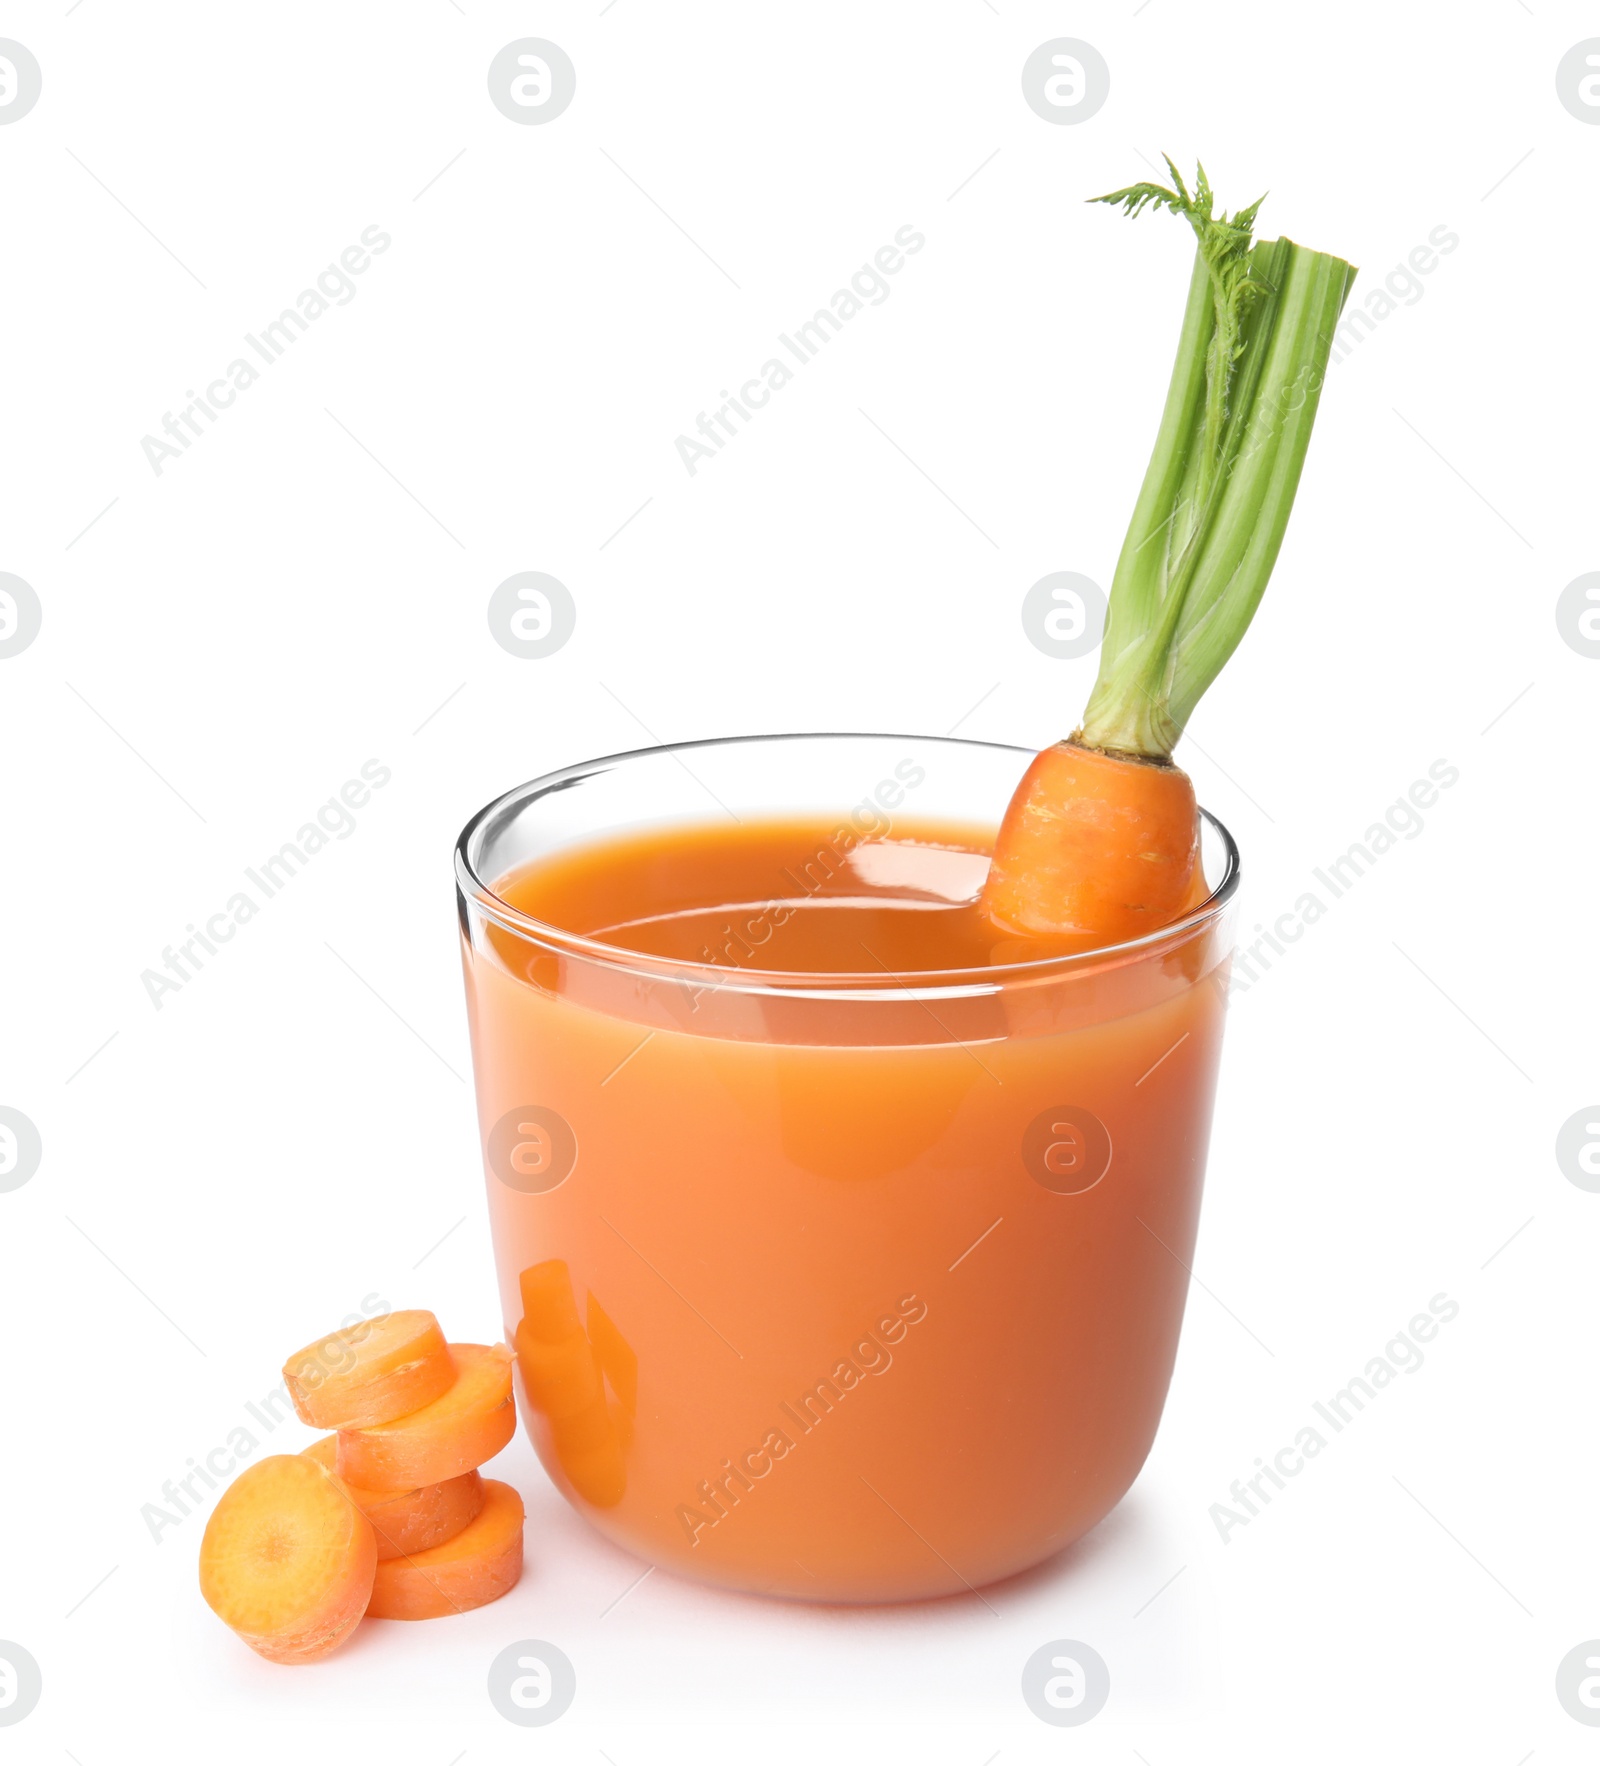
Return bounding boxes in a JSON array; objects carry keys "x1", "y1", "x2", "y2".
[{"x1": 456, "y1": 734, "x2": 1236, "y2": 1603}]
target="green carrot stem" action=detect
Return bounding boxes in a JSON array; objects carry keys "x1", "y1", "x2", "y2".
[{"x1": 1076, "y1": 160, "x2": 1357, "y2": 761}]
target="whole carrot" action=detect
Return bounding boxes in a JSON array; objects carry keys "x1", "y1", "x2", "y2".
[{"x1": 985, "y1": 160, "x2": 1356, "y2": 941}]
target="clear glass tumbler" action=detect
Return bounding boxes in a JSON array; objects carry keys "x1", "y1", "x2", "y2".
[{"x1": 456, "y1": 733, "x2": 1238, "y2": 1603}]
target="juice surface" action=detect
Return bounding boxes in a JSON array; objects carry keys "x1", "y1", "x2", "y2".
[
  {"x1": 465, "y1": 814, "x2": 1231, "y2": 1601},
  {"x1": 497, "y1": 816, "x2": 1111, "y2": 974}
]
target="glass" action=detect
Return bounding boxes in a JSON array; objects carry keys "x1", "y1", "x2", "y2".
[{"x1": 456, "y1": 733, "x2": 1238, "y2": 1603}]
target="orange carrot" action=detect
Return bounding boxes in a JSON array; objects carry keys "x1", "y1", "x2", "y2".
[
  {"x1": 985, "y1": 161, "x2": 1353, "y2": 942},
  {"x1": 283, "y1": 1309, "x2": 452, "y2": 1430},
  {"x1": 983, "y1": 742, "x2": 1198, "y2": 941},
  {"x1": 335, "y1": 1343, "x2": 515, "y2": 1490},
  {"x1": 301, "y1": 1436, "x2": 485, "y2": 1561},
  {"x1": 365, "y1": 1478, "x2": 525, "y2": 1620},
  {"x1": 198, "y1": 1454, "x2": 376, "y2": 1664}
]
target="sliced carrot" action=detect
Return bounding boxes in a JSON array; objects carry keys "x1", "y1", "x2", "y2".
[
  {"x1": 983, "y1": 740, "x2": 1199, "y2": 942},
  {"x1": 366, "y1": 1478, "x2": 525, "y2": 1620},
  {"x1": 301, "y1": 1436, "x2": 485, "y2": 1562},
  {"x1": 283, "y1": 1309, "x2": 452, "y2": 1430},
  {"x1": 198, "y1": 1454, "x2": 376, "y2": 1664},
  {"x1": 336, "y1": 1343, "x2": 515, "y2": 1491}
]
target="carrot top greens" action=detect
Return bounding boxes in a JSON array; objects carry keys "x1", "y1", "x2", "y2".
[{"x1": 1075, "y1": 158, "x2": 1356, "y2": 761}]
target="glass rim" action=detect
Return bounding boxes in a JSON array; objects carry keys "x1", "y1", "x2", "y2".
[{"x1": 454, "y1": 731, "x2": 1240, "y2": 997}]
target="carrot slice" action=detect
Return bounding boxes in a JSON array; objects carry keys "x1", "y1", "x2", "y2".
[
  {"x1": 198, "y1": 1454, "x2": 376, "y2": 1664},
  {"x1": 301, "y1": 1436, "x2": 486, "y2": 1561},
  {"x1": 283, "y1": 1309, "x2": 452, "y2": 1430},
  {"x1": 366, "y1": 1479, "x2": 525, "y2": 1620},
  {"x1": 983, "y1": 740, "x2": 1199, "y2": 941},
  {"x1": 336, "y1": 1343, "x2": 516, "y2": 1491}
]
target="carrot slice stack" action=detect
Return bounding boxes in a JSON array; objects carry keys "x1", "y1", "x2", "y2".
[
  {"x1": 283, "y1": 1309, "x2": 453, "y2": 1429},
  {"x1": 200, "y1": 1313, "x2": 526, "y2": 1662},
  {"x1": 300, "y1": 1436, "x2": 485, "y2": 1561},
  {"x1": 336, "y1": 1343, "x2": 516, "y2": 1490},
  {"x1": 366, "y1": 1479, "x2": 526, "y2": 1620},
  {"x1": 199, "y1": 1454, "x2": 377, "y2": 1663}
]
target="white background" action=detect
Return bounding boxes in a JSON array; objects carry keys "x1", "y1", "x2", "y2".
[{"x1": 2, "y1": 0, "x2": 1596, "y2": 1758}]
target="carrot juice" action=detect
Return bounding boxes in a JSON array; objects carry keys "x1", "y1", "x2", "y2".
[{"x1": 457, "y1": 734, "x2": 1237, "y2": 1603}]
